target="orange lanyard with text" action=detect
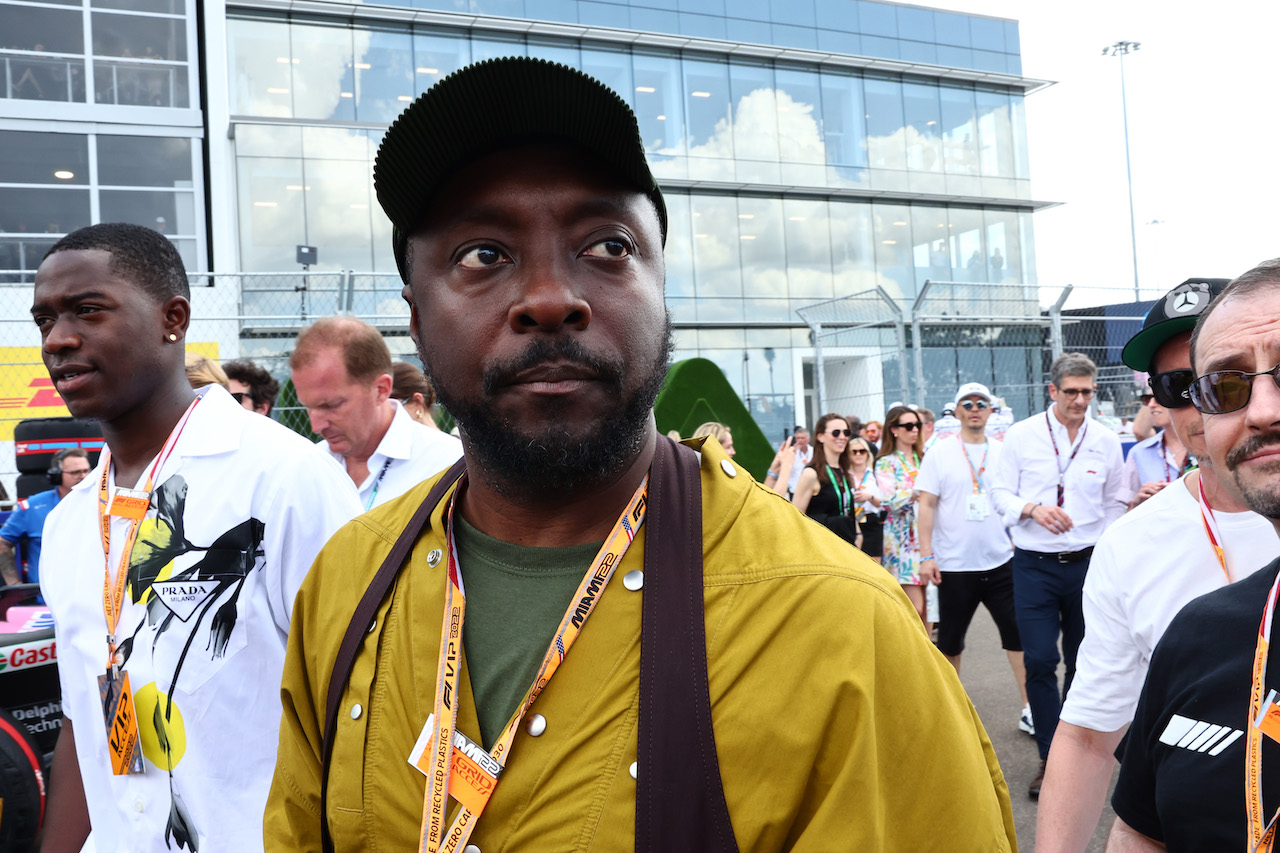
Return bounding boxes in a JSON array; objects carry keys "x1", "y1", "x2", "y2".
[
  {"x1": 963, "y1": 442, "x2": 988, "y2": 495},
  {"x1": 1198, "y1": 477, "x2": 1232, "y2": 583},
  {"x1": 417, "y1": 474, "x2": 649, "y2": 853},
  {"x1": 98, "y1": 398, "x2": 199, "y2": 671},
  {"x1": 1246, "y1": 569, "x2": 1280, "y2": 852}
]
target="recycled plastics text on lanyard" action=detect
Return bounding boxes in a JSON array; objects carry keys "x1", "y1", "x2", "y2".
[
  {"x1": 1044, "y1": 410, "x2": 1087, "y2": 507},
  {"x1": 1198, "y1": 476, "x2": 1232, "y2": 583},
  {"x1": 98, "y1": 396, "x2": 200, "y2": 672},
  {"x1": 827, "y1": 465, "x2": 852, "y2": 515},
  {"x1": 417, "y1": 473, "x2": 649, "y2": 853},
  {"x1": 963, "y1": 442, "x2": 989, "y2": 495},
  {"x1": 1245, "y1": 568, "x2": 1280, "y2": 852},
  {"x1": 364, "y1": 458, "x2": 393, "y2": 511}
]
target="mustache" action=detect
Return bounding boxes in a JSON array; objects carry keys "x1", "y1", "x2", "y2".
[
  {"x1": 481, "y1": 336, "x2": 625, "y2": 396},
  {"x1": 1226, "y1": 433, "x2": 1280, "y2": 471}
]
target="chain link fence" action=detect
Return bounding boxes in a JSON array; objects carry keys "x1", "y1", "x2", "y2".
[
  {"x1": 0, "y1": 268, "x2": 1156, "y2": 496},
  {"x1": 797, "y1": 280, "x2": 1153, "y2": 428}
]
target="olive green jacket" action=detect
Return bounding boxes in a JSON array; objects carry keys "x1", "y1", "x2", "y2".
[{"x1": 266, "y1": 438, "x2": 1016, "y2": 851}]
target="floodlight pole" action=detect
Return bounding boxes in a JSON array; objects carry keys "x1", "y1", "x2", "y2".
[{"x1": 1104, "y1": 40, "x2": 1141, "y2": 302}]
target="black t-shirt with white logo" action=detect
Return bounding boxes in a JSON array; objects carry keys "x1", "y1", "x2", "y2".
[{"x1": 1113, "y1": 557, "x2": 1280, "y2": 850}]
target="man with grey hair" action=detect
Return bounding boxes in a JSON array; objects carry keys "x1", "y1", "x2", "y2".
[
  {"x1": 992, "y1": 352, "x2": 1126, "y2": 798},
  {"x1": 1108, "y1": 260, "x2": 1280, "y2": 851}
]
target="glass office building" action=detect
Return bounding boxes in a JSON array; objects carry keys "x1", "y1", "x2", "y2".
[{"x1": 1, "y1": 0, "x2": 1052, "y2": 434}]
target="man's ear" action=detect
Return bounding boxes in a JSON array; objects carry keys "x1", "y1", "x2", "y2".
[{"x1": 162, "y1": 295, "x2": 191, "y2": 341}]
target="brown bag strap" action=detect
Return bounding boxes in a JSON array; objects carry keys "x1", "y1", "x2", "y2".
[
  {"x1": 319, "y1": 457, "x2": 466, "y2": 853},
  {"x1": 636, "y1": 437, "x2": 738, "y2": 852}
]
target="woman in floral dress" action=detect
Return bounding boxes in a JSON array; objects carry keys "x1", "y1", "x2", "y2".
[{"x1": 875, "y1": 405, "x2": 927, "y2": 623}]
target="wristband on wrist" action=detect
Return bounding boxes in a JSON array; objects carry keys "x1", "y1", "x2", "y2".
[{"x1": 920, "y1": 555, "x2": 935, "y2": 562}]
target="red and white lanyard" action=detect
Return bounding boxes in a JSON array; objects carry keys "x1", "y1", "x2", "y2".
[
  {"x1": 98, "y1": 397, "x2": 200, "y2": 671},
  {"x1": 963, "y1": 441, "x2": 989, "y2": 495},
  {"x1": 1045, "y1": 411, "x2": 1087, "y2": 507},
  {"x1": 1198, "y1": 476, "x2": 1232, "y2": 583},
  {"x1": 417, "y1": 474, "x2": 649, "y2": 853},
  {"x1": 1246, "y1": 569, "x2": 1280, "y2": 852}
]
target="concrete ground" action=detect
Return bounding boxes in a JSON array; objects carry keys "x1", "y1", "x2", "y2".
[{"x1": 956, "y1": 607, "x2": 1118, "y2": 852}]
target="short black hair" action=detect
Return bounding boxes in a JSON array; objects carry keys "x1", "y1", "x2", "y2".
[
  {"x1": 223, "y1": 358, "x2": 281, "y2": 412},
  {"x1": 44, "y1": 223, "x2": 190, "y2": 303}
]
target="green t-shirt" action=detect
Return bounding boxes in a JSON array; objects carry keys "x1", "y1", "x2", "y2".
[{"x1": 454, "y1": 516, "x2": 600, "y2": 748}]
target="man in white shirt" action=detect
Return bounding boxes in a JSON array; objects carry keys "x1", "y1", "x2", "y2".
[
  {"x1": 991, "y1": 352, "x2": 1126, "y2": 799},
  {"x1": 1121, "y1": 379, "x2": 1190, "y2": 509},
  {"x1": 764, "y1": 426, "x2": 813, "y2": 497},
  {"x1": 30, "y1": 222, "x2": 361, "y2": 852},
  {"x1": 1036, "y1": 277, "x2": 1278, "y2": 850},
  {"x1": 290, "y1": 316, "x2": 462, "y2": 510},
  {"x1": 917, "y1": 382, "x2": 1029, "y2": 734}
]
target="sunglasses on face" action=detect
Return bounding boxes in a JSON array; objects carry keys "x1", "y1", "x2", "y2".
[
  {"x1": 1149, "y1": 368, "x2": 1195, "y2": 409},
  {"x1": 958, "y1": 400, "x2": 989, "y2": 411},
  {"x1": 827, "y1": 429, "x2": 852, "y2": 437},
  {"x1": 1140, "y1": 394, "x2": 1154, "y2": 405},
  {"x1": 1189, "y1": 362, "x2": 1280, "y2": 414},
  {"x1": 230, "y1": 392, "x2": 251, "y2": 405},
  {"x1": 896, "y1": 422, "x2": 921, "y2": 430},
  {"x1": 1057, "y1": 387, "x2": 1096, "y2": 399},
  {"x1": 850, "y1": 448, "x2": 869, "y2": 455}
]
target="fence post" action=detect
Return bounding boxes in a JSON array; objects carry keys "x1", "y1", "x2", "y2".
[
  {"x1": 910, "y1": 280, "x2": 935, "y2": 404},
  {"x1": 813, "y1": 321, "x2": 825, "y2": 417},
  {"x1": 1048, "y1": 284, "x2": 1073, "y2": 361},
  {"x1": 342, "y1": 270, "x2": 355, "y2": 313}
]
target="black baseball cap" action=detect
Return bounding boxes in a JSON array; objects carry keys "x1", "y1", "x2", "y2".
[
  {"x1": 374, "y1": 56, "x2": 668, "y2": 284},
  {"x1": 1121, "y1": 277, "x2": 1231, "y2": 373}
]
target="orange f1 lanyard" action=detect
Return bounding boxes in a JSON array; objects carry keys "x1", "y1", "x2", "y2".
[
  {"x1": 1246, "y1": 569, "x2": 1280, "y2": 852},
  {"x1": 963, "y1": 441, "x2": 988, "y2": 495},
  {"x1": 98, "y1": 398, "x2": 200, "y2": 671},
  {"x1": 417, "y1": 473, "x2": 649, "y2": 853},
  {"x1": 1198, "y1": 476, "x2": 1232, "y2": 583}
]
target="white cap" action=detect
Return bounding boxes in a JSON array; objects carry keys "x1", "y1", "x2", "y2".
[{"x1": 954, "y1": 382, "x2": 994, "y2": 404}]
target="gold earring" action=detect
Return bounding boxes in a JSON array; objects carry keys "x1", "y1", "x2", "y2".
[{"x1": 168, "y1": 333, "x2": 178, "y2": 342}]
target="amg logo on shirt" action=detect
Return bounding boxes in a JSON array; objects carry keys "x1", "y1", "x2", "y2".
[{"x1": 1158, "y1": 714, "x2": 1244, "y2": 756}]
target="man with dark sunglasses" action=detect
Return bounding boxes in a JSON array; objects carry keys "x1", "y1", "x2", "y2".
[
  {"x1": 991, "y1": 352, "x2": 1127, "y2": 799},
  {"x1": 1037, "y1": 278, "x2": 1277, "y2": 850},
  {"x1": 1120, "y1": 380, "x2": 1190, "y2": 509},
  {"x1": 916, "y1": 382, "x2": 1028, "y2": 735},
  {"x1": 1107, "y1": 263, "x2": 1280, "y2": 851}
]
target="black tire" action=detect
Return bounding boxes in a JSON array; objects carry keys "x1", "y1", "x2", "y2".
[
  {"x1": 0, "y1": 707, "x2": 45, "y2": 852},
  {"x1": 14, "y1": 474, "x2": 50, "y2": 502},
  {"x1": 13, "y1": 418, "x2": 104, "y2": 475}
]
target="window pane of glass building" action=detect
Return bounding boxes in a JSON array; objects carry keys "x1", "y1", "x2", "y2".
[
  {"x1": 98, "y1": 135, "x2": 192, "y2": 186},
  {"x1": 0, "y1": 131, "x2": 89, "y2": 185},
  {"x1": 237, "y1": 156, "x2": 307, "y2": 270},
  {"x1": 1, "y1": 4, "x2": 86, "y2": 102},
  {"x1": 291, "y1": 18, "x2": 355, "y2": 121},
  {"x1": 864, "y1": 77, "x2": 906, "y2": 189},
  {"x1": 355, "y1": 27, "x2": 414, "y2": 124},
  {"x1": 728, "y1": 61, "x2": 778, "y2": 185},
  {"x1": 633, "y1": 51, "x2": 686, "y2": 178},
  {"x1": 99, "y1": 188, "x2": 195, "y2": 235},
  {"x1": 0, "y1": 188, "x2": 91, "y2": 235},
  {"x1": 775, "y1": 66, "x2": 824, "y2": 186},
  {"x1": 663, "y1": 192, "x2": 694, "y2": 301},
  {"x1": 683, "y1": 57, "x2": 733, "y2": 180},
  {"x1": 229, "y1": 17, "x2": 294, "y2": 117},
  {"x1": 737, "y1": 196, "x2": 785, "y2": 308},
  {"x1": 412, "y1": 30, "x2": 469, "y2": 92},
  {"x1": 784, "y1": 198, "x2": 833, "y2": 301}
]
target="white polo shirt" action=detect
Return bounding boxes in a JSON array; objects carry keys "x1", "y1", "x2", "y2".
[
  {"x1": 915, "y1": 437, "x2": 1013, "y2": 572},
  {"x1": 1061, "y1": 474, "x2": 1279, "y2": 732},
  {"x1": 322, "y1": 399, "x2": 462, "y2": 509},
  {"x1": 40, "y1": 384, "x2": 361, "y2": 853},
  {"x1": 990, "y1": 405, "x2": 1126, "y2": 552}
]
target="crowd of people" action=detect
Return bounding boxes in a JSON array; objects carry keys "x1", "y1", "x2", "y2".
[{"x1": 7, "y1": 55, "x2": 1280, "y2": 853}]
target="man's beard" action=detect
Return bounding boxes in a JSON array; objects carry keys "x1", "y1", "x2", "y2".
[
  {"x1": 422, "y1": 316, "x2": 674, "y2": 499},
  {"x1": 1228, "y1": 432, "x2": 1280, "y2": 518}
]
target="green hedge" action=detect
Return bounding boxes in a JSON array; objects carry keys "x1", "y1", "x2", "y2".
[{"x1": 654, "y1": 357, "x2": 771, "y2": 480}]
